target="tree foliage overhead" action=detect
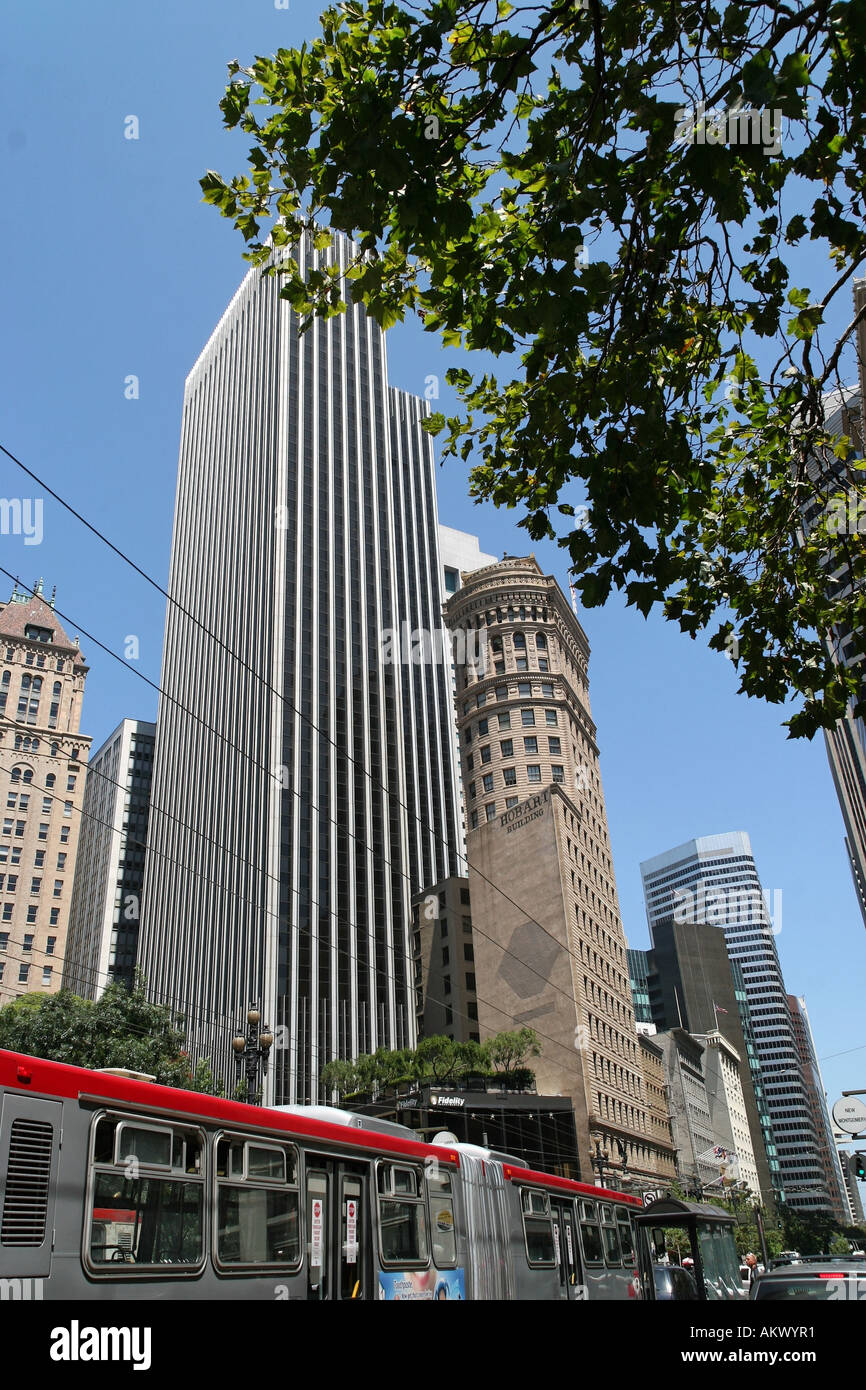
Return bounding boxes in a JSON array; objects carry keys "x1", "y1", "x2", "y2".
[
  {"x1": 0, "y1": 981, "x2": 224, "y2": 1093},
  {"x1": 203, "y1": 0, "x2": 866, "y2": 737}
]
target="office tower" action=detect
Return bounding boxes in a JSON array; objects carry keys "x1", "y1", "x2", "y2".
[
  {"x1": 641, "y1": 832, "x2": 831, "y2": 1212},
  {"x1": 636, "y1": 1031, "x2": 678, "y2": 1186},
  {"x1": 656, "y1": 1030, "x2": 719, "y2": 1192},
  {"x1": 691, "y1": 1031, "x2": 761, "y2": 1199},
  {"x1": 444, "y1": 555, "x2": 669, "y2": 1191},
  {"x1": 0, "y1": 582, "x2": 91, "y2": 1001},
  {"x1": 787, "y1": 994, "x2": 851, "y2": 1225},
  {"x1": 139, "y1": 231, "x2": 462, "y2": 1104},
  {"x1": 629, "y1": 920, "x2": 778, "y2": 1210},
  {"x1": 439, "y1": 526, "x2": 498, "y2": 870},
  {"x1": 411, "y1": 876, "x2": 479, "y2": 1043},
  {"x1": 801, "y1": 280, "x2": 866, "y2": 928},
  {"x1": 64, "y1": 719, "x2": 156, "y2": 998},
  {"x1": 627, "y1": 948, "x2": 653, "y2": 1025}
]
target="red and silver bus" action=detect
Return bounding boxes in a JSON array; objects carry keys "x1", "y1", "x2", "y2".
[{"x1": 0, "y1": 1049, "x2": 645, "y2": 1300}]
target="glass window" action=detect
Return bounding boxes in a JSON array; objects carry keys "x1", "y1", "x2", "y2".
[
  {"x1": 482, "y1": 774, "x2": 493, "y2": 793},
  {"x1": 426, "y1": 1168, "x2": 456, "y2": 1268},
  {"x1": 552, "y1": 765, "x2": 565, "y2": 783},
  {"x1": 480, "y1": 745, "x2": 491, "y2": 764},
  {"x1": 616, "y1": 1211, "x2": 634, "y2": 1262},
  {"x1": 497, "y1": 712, "x2": 511, "y2": 730},
  {"x1": 485, "y1": 803, "x2": 496, "y2": 821},
  {"x1": 87, "y1": 1115, "x2": 204, "y2": 1272},
  {"x1": 521, "y1": 708, "x2": 535, "y2": 727},
  {"x1": 518, "y1": 682, "x2": 531, "y2": 697},
  {"x1": 549, "y1": 737, "x2": 561, "y2": 755},
  {"x1": 527, "y1": 765, "x2": 541, "y2": 782},
  {"x1": 524, "y1": 736, "x2": 538, "y2": 753},
  {"x1": 215, "y1": 1137, "x2": 300, "y2": 1268},
  {"x1": 520, "y1": 1188, "x2": 555, "y2": 1265},
  {"x1": 378, "y1": 1164, "x2": 429, "y2": 1266},
  {"x1": 500, "y1": 738, "x2": 513, "y2": 758},
  {"x1": 503, "y1": 767, "x2": 517, "y2": 786},
  {"x1": 477, "y1": 717, "x2": 488, "y2": 736},
  {"x1": 495, "y1": 686, "x2": 507, "y2": 702},
  {"x1": 546, "y1": 709, "x2": 558, "y2": 726}
]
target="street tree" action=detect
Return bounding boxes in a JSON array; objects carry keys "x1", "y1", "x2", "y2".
[{"x1": 203, "y1": 0, "x2": 866, "y2": 738}]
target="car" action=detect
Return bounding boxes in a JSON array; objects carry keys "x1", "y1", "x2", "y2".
[
  {"x1": 653, "y1": 1264, "x2": 700, "y2": 1301},
  {"x1": 751, "y1": 1260, "x2": 866, "y2": 1301}
]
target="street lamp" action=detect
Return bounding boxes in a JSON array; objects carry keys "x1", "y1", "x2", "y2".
[
  {"x1": 232, "y1": 1002, "x2": 274, "y2": 1105},
  {"x1": 591, "y1": 1136, "x2": 609, "y2": 1188}
]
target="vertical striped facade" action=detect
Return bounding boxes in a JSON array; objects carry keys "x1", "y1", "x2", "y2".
[{"x1": 139, "y1": 232, "x2": 461, "y2": 1103}]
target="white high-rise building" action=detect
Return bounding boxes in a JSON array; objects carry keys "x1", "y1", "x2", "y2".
[
  {"x1": 139, "y1": 232, "x2": 463, "y2": 1103},
  {"x1": 641, "y1": 832, "x2": 832, "y2": 1212}
]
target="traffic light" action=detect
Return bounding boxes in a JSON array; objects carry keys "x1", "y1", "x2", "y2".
[{"x1": 852, "y1": 1152, "x2": 866, "y2": 1181}]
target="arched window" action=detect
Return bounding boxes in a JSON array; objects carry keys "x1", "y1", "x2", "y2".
[
  {"x1": 22, "y1": 769, "x2": 33, "y2": 785},
  {"x1": 513, "y1": 632, "x2": 526, "y2": 650},
  {"x1": 20, "y1": 674, "x2": 31, "y2": 691},
  {"x1": 32, "y1": 676, "x2": 42, "y2": 692},
  {"x1": 52, "y1": 681, "x2": 61, "y2": 696},
  {"x1": 1, "y1": 671, "x2": 9, "y2": 688},
  {"x1": 11, "y1": 767, "x2": 21, "y2": 783},
  {"x1": 46, "y1": 774, "x2": 56, "y2": 789},
  {"x1": 536, "y1": 632, "x2": 547, "y2": 649},
  {"x1": 13, "y1": 735, "x2": 22, "y2": 750},
  {"x1": 50, "y1": 742, "x2": 59, "y2": 758}
]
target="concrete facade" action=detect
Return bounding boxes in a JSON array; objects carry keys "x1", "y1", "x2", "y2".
[
  {"x1": 444, "y1": 555, "x2": 667, "y2": 1192},
  {"x1": 637, "y1": 1031, "x2": 678, "y2": 1185},
  {"x1": 411, "y1": 875, "x2": 479, "y2": 1043},
  {"x1": 64, "y1": 719, "x2": 156, "y2": 998},
  {"x1": 0, "y1": 583, "x2": 91, "y2": 1001},
  {"x1": 693, "y1": 1030, "x2": 761, "y2": 1199},
  {"x1": 657, "y1": 1029, "x2": 719, "y2": 1192}
]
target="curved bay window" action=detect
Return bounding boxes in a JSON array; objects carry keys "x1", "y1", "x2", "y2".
[
  {"x1": 86, "y1": 1114, "x2": 205, "y2": 1274},
  {"x1": 377, "y1": 1163, "x2": 428, "y2": 1266},
  {"x1": 215, "y1": 1136, "x2": 300, "y2": 1271}
]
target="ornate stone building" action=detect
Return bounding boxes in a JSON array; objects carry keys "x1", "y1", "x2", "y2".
[
  {"x1": 443, "y1": 554, "x2": 668, "y2": 1190},
  {"x1": 0, "y1": 583, "x2": 91, "y2": 1000}
]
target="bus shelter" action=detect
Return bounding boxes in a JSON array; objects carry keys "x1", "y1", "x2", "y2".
[{"x1": 633, "y1": 1197, "x2": 745, "y2": 1300}]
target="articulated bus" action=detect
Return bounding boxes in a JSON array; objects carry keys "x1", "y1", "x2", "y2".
[{"x1": 0, "y1": 1049, "x2": 650, "y2": 1300}]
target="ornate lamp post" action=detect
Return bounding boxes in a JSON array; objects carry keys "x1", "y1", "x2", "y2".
[
  {"x1": 232, "y1": 1002, "x2": 274, "y2": 1105},
  {"x1": 591, "y1": 1136, "x2": 609, "y2": 1188}
]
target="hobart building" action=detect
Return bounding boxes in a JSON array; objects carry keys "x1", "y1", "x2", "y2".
[{"x1": 443, "y1": 555, "x2": 667, "y2": 1190}]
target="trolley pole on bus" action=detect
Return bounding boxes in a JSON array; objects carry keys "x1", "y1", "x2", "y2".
[{"x1": 232, "y1": 1002, "x2": 274, "y2": 1105}]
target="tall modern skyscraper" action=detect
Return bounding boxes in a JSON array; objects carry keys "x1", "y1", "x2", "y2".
[
  {"x1": 139, "y1": 232, "x2": 462, "y2": 1103},
  {"x1": 0, "y1": 583, "x2": 91, "y2": 1002},
  {"x1": 64, "y1": 718, "x2": 156, "y2": 997},
  {"x1": 641, "y1": 832, "x2": 832, "y2": 1212},
  {"x1": 444, "y1": 555, "x2": 671, "y2": 1191},
  {"x1": 787, "y1": 994, "x2": 851, "y2": 1225}
]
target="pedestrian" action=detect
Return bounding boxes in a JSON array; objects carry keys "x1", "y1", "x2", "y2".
[{"x1": 745, "y1": 1252, "x2": 758, "y2": 1284}]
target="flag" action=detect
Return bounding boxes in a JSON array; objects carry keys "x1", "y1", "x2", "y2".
[{"x1": 713, "y1": 1002, "x2": 728, "y2": 1015}]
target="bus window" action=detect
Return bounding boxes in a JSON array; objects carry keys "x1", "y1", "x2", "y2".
[
  {"x1": 426, "y1": 1167, "x2": 457, "y2": 1268},
  {"x1": 215, "y1": 1136, "x2": 300, "y2": 1270},
  {"x1": 377, "y1": 1164, "x2": 429, "y2": 1267},
  {"x1": 86, "y1": 1114, "x2": 204, "y2": 1274},
  {"x1": 520, "y1": 1188, "x2": 556, "y2": 1267},
  {"x1": 616, "y1": 1210, "x2": 635, "y2": 1262},
  {"x1": 578, "y1": 1200, "x2": 603, "y2": 1265},
  {"x1": 600, "y1": 1204, "x2": 622, "y2": 1266}
]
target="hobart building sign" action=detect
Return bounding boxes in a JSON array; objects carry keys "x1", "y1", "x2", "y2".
[{"x1": 500, "y1": 790, "x2": 550, "y2": 835}]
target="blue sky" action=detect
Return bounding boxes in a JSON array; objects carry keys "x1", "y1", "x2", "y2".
[{"x1": 1, "y1": 2, "x2": 863, "y2": 1157}]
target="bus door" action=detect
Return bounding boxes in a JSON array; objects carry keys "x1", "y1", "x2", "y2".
[
  {"x1": 305, "y1": 1159, "x2": 371, "y2": 1300},
  {"x1": 0, "y1": 1093, "x2": 61, "y2": 1282},
  {"x1": 551, "y1": 1199, "x2": 583, "y2": 1300}
]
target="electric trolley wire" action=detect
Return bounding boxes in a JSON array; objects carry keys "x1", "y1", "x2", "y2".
[
  {"x1": 0, "y1": 755, "x2": 621, "y2": 1099},
  {"x1": 0, "y1": 582, "x2": 630, "y2": 1045},
  {"x1": 0, "y1": 443, "x2": 628, "y2": 995}
]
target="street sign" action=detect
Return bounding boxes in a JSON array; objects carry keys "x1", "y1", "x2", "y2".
[
  {"x1": 832, "y1": 1097, "x2": 866, "y2": 1136},
  {"x1": 642, "y1": 1189, "x2": 663, "y2": 1207}
]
